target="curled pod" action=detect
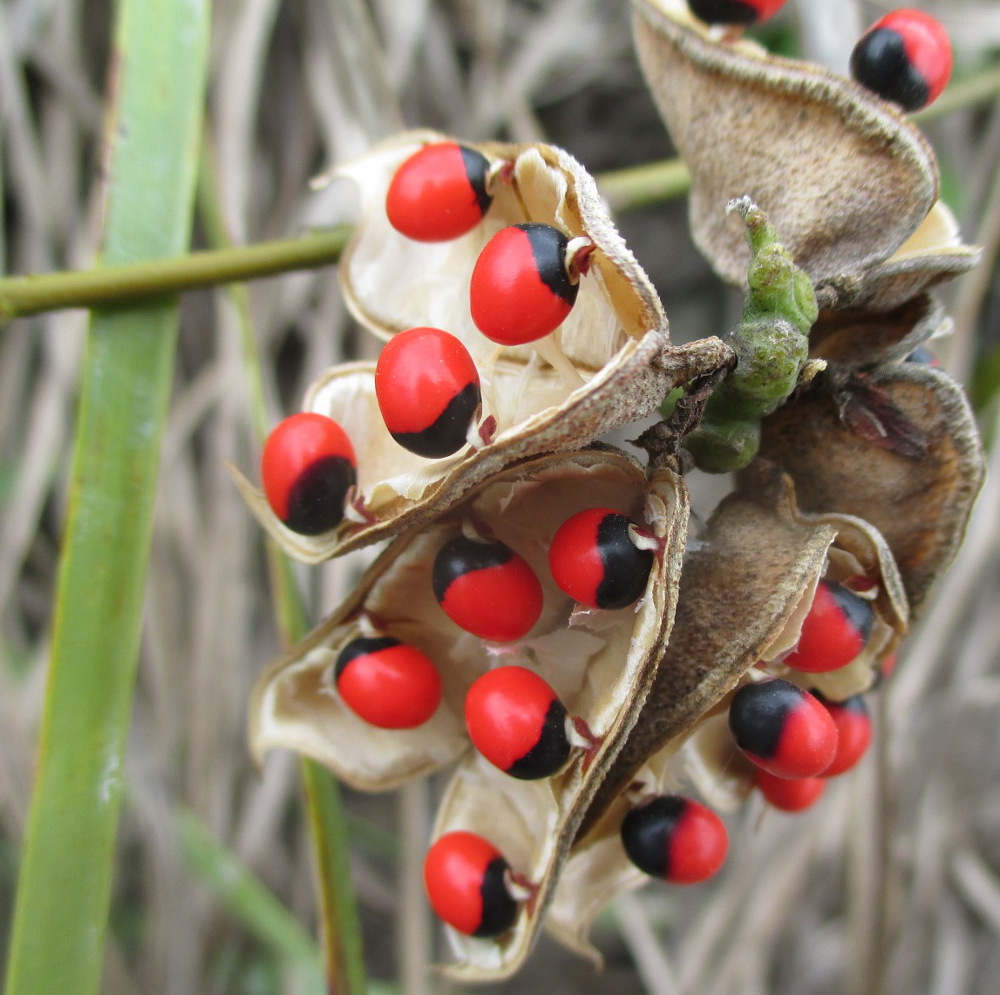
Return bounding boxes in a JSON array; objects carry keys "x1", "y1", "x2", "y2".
[
  {"x1": 234, "y1": 129, "x2": 732, "y2": 563},
  {"x1": 250, "y1": 448, "x2": 686, "y2": 813},
  {"x1": 544, "y1": 470, "x2": 913, "y2": 963},
  {"x1": 632, "y1": 0, "x2": 978, "y2": 312},
  {"x1": 421, "y1": 450, "x2": 688, "y2": 980}
]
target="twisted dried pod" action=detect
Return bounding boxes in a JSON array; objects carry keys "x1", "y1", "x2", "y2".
[
  {"x1": 632, "y1": 0, "x2": 979, "y2": 312},
  {"x1": 547, "y1": 469, "x2": 908, "y2": 958},
  {"x1": 251, "y1": 449, "x2": 687, "y2": 831},
  {"x1": 235, "y1": 131, "x2": 731, "y2": 562}
]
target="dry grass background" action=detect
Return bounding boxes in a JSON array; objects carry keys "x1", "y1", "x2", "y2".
[{"x1": 1, "y1": 0, "x2": 999, "y2": 992}]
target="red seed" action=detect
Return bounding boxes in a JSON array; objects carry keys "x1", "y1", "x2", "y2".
[
  {"x1": 688, "y1": 0, "x2": 787, "y2": 26},
  {"x1": 620, "y1": 795, "x2": 728, "y2": 884},
  {"x1": 850, "y1": 9, "x2": 952, "y2": 111},
  {"x1": 465, "y1": 666, "x2": 570, "y2": 779},
  {"x1": 815, "y1": 692, "x2": 873, "y2": 777},
  {"x1": 783, "y1": 581, "x2": 874, "y2": 674},
  {"x1": 432, "y1": 534, "x2": 544, "y2": 642},
  {"x1": 548, "y1": 507, "x2": 654, "y2": 610},
  {"x1": 469, "y1": 224, "x2": 578, "y2": 346},
  {"x1": 728, "y1": 679, "x2": 839, "y2": 779},
  {"x1": 334, "y1": 636, "x2": 442, "y2": 729},
  {"x1": 261, "y1": 412, "x2": 357, "y2": 535},
  {"x1": 756, "y1": 769, "x2": 827, "y2": 812},
  {"x1": 424, "y1": 831, "x2": 519, "y2": 937},
  {"x1": 375, "y1": 327, "x2": 481, "y2": 459},
  {"x1": 386, "y1": 142, "x2": 493, "y2": 241}
]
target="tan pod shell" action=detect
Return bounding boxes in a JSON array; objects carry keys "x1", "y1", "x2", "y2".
[
  {"x1": 236, "y1": 130, "x2": 732, "y2": 561},
  {"x1": 250, "y1": 448, "x2": 687, "y2": 798},
  {"x1": 631, "y1": 0, "x2": 978, "y2": 310},
  {"x1": 546, "y1": 472, "x2": 908, "y2": 957}
]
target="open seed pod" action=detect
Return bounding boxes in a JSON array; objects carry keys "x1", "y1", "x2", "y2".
[
  {"x1": 424, "y1": 444, "x2": 687, "y2": 979},
  {"x1": 632, "y1": 0, "x2": 979, "y2": 311},
  {"x1": 545, "y1": 469, "x2": 908, "y2": 959},
  {"x1": 250, "y1": 447, "x2": 687, "y2": 803},
  {"x1": 759, "y1": 361, "x2": 984, "y2": 614},
  {"x1": 236, "y1": 129, "x2": 731, "y2": 561}
]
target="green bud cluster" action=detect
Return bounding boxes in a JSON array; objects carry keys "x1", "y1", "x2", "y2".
[{"x1": 684, "y1": 198, "x2": 819, "y2": 473}]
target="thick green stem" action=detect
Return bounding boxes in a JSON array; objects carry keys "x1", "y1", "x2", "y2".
[{"x1": 0, "y1": 227, "x2": 351, "y2": 320}]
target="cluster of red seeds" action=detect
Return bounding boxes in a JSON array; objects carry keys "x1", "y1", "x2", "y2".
[
  {"x1": 260, "y1": 140, "x2": 599, "y2": 537},
  {"x1": 423, "y1": 571, "x2": 883, "y2": 938}
]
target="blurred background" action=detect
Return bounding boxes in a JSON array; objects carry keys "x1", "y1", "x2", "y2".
[{"x1": 1, "y1": 0, "x2": 998, "y2": 992}]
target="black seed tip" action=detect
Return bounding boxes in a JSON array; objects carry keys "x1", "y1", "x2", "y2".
[
  {"x1": 284, "y1": 455, "x2": 356, "y2": 535},
  {"x1": 621, "y1": 796, "x2": 687, "y2": 878},
  {"x1": 474, "y1": 857, "x2": 519, "y2": 937},
  {"x1": 515, "y1": 223, "x2": 578, "y2": 306},
  {"x1": 390, "y1": 382, "x2": 481, "y2": 459},
  {"x1": 506, "y1": 698, "x2": 571, "y2": 780},
  {"x1": 850, "y1": 29, "x2": 930, "y2": 111},
  {"x1": 334, "y1": 635, "x2": 401, "y2": 682},
  {"x1": 594, "y1": 513, "x2": 655, "y2": 610},
  {"x1": 432, "y1": 535, "x2": 513, "y2": 604}
]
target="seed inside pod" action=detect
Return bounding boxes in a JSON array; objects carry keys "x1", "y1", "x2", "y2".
[
  {"x1": 620, "y1": 795, "x2": 729, "y2": 884},
  {"x1": 728, "y1": 679, "x2": 838, "y2": 779},
  {"x1": 548, "y1": 507, "x2": 655, "y2": 610},
  {"x1": 333, "y1": 635, "x2": 442, "y2": 729},
  {"x1": 432, "y1": 533, "x2": 544, "y2": 642},
  {"x1": 375, "y1": 326, "x2": 482, "y2": 459},
  {"x1": 687, "y1": 0, "x2": 786, "y2": 27},
  {"x1": 755, "y1": 769, "x2": 827, "y2": 812},
  {"x1": 469, "y1": 223, "x2": 584, "y2": 346},
  {"x1": 386, "y1": 142, "x2": 494, "y2": 241},
  {"x1": 850, "y1": 9, "x2": 952, "y2": 112},
  {"x1": 783, "y1": 580, "x2": 874, "y2": 673},
  {"x1": 424, "y1": 831, "x2": 521, "y2": 937},
  {"x1": 465, "y1": 666, "x2": 572, "y2": 780},
  {"x1": 261, "y1": 412, "x2": 357, "y2": 535},
  {"x1": 813, "y1": 691, "x2": 872, "y2": 777}
]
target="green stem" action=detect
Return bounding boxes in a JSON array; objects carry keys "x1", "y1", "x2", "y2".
[
  {"x1": 0, "y1": 226, "x2": 351, "y2": 320},
  {"x1": 5, "y1": 50, "x2": 1000, "y2": 325}
]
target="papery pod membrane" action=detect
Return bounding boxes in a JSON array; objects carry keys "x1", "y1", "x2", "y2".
[
  {"x1": 631, "y1": 0, "x2": 978, "y2": 311},
  {"x1": 415, "y1": 452, "x2": 688, "y2": 981},
  {"x1": 546, "y1": 471, "x2": 908, "y2": 957},
  {"x1": 237, "y1": 337, "x2": 726, "y2": 563},
  {"x1": 236, "y1": 129, "x2": 732, "y2": 561},
  {"x1": 809, "y1": 294, "x2": 947, "y2": 370},
  {"x1": 759, "y1": 363, "x2": 985, "y2": 613},
  {"x1": 250, "y1": 448, "x2": 687, "y2": 796}
]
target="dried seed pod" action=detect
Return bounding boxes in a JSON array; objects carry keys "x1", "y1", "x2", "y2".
[
  {"x1": 759, "y1": 362, "x2": 984, "y2": 613},
  {"x1": 235, "y1": 130, "x2": 733, "y2": 561},
  {"x1": 250, "y1": 449, "x2": 687, "y2": 806},
  {"x1": 632, "y1": 0, "x2": 978, "y2": 312},
  {"x1": 545, "y1": 470, "x2": 908, "y2": 958}
]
